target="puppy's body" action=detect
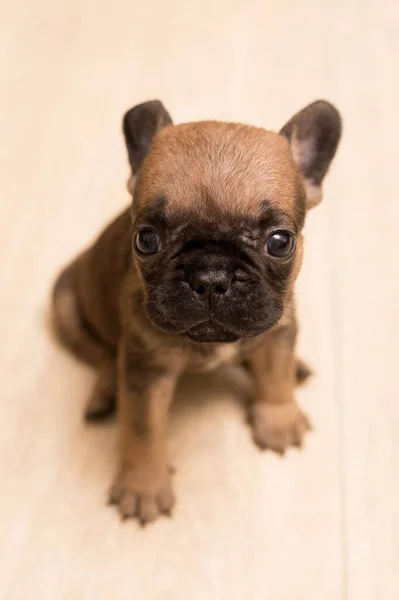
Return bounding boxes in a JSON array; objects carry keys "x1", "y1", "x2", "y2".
[{"x1": 53, "y1": 101, "x2": 341, "y2": 523}]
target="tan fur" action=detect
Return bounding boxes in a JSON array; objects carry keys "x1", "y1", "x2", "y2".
[
  {"x1": 52, "y1": 100, "x2": 340, "y2": 524},
  {"x1": 136, "y1": 122, "x2": 301, "y2": 217},
  {"x1": 52, "y1": 258, "x2": 111, "y2": 365},
  {"x1": 109, "y1": 337, "x2": 182, "y2": 522}
]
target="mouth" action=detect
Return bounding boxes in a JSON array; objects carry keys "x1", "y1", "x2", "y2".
[
  {"x1": 185, "y1": 320, "x2": 240, "y2": 343},
  {"x1": 145, "y1": 293, "x2": 280, "y2": 343}
]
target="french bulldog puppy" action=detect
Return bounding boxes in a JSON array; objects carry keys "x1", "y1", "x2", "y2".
[{"x1": 52, "y1": 99, "x2": 341, "y2": 524}]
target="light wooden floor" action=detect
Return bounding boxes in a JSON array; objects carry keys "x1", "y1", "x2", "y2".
[{"x1": 1, "y1": 1, "x2": 398, "y2": 598}]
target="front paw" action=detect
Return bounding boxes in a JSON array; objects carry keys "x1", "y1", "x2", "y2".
[
  {"x1": 109, "y1": 465, "x2": 175, "y2": 524},
  {"x1": 249, "y1": 402, "x2": 311, "y2": 454}
]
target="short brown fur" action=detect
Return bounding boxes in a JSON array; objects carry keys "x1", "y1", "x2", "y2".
[
  {"x1": 137, "y1": 122, "x2": 302, "y2": 217},
  {"x1": 52, "y1": 99, "x2": 341, "y2": 524}
]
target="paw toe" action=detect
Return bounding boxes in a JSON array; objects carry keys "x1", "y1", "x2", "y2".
[
  {"x1": 118, "y1": 492, "x2": 138, "y2": 519},
  {"x1": 157, "y1": 487, "x2": 175, "y2": 515},
  {"x1": 295, "y1": 360, "x2": 312, "y2": 386},
  {"x1": 136, "y1": 496, "x2": 159, "y2": 524},
  {"x1": 250, "y1": 404, "x2": 312, "y2": 454}
]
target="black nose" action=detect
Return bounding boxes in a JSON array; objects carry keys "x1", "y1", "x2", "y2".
[{"x1": 189, "y1": 269, "x2": 231, "y2": 297}]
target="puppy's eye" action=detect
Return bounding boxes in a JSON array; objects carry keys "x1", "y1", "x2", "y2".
[
  {"x1": 134, "y1": 229, "x2": 161, "y2": 255},
  {"x1": 265, "y1": 231, "x2": 295, "y2": 259}
]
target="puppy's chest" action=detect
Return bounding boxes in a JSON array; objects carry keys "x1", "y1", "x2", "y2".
[{"x1": 186, "y1": 343, "x2": 240, "y2": 372}]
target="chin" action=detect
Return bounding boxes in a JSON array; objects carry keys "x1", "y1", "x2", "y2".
[
  {"x1": 146, "y1": 301, "x2": 281, "y2": 344},
  {"x1": 185, "y1": 321, "x2": 240, "y2": 343}
]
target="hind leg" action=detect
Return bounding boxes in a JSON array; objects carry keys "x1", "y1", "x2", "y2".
[
  {"x1": 52, "y1": 260, "x2": 117, "y2": 420},
  {"x1": 52, "y1": 260, "x2": 111, "y2": 366},
  {"x1": 85, "y1": 359, "x2": 117, "y2": 421},
  {"x1": 295, "y1": 358, "x2": 312, "y2": 386}
]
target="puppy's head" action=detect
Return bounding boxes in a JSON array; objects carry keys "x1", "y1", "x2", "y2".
[{"x1": 123, "y1": 100, "x2": 341, "y2": 343}]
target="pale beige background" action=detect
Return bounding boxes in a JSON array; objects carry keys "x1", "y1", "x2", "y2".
[{"x1": 1, "y1": 1, "x2": 398, "y2": 599}]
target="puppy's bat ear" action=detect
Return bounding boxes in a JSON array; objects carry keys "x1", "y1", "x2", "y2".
[
  {"x1": 123, "y1": 100, "x2": 173, "y2": 174},
  {"x1": 280, "y1": 100, "x2": 342, "y2": 209}
]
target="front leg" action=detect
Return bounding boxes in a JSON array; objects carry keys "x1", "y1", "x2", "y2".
[
  {"x1": 246, "y1": 320, "x2": 311, "y2": 454},
  {"x1": 109, "y1": 335, "x2": 182, "y2": 524}
]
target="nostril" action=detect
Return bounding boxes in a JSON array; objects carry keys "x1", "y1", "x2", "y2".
[
  {"x1": 188, "y1": 270, "x2": 231, "y2": 296},
  {"x1": 214, "y1": 284, "x2": 227, "y2": 295}
]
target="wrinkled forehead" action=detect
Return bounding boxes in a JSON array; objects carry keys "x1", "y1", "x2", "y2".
[{"x1": 135, "y1": 121, "x2": 302, "y2": 219}]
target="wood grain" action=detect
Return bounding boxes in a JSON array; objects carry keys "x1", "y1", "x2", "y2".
[{"x1": 0, "y1": 1, "x2": 397, "y2": 598}]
